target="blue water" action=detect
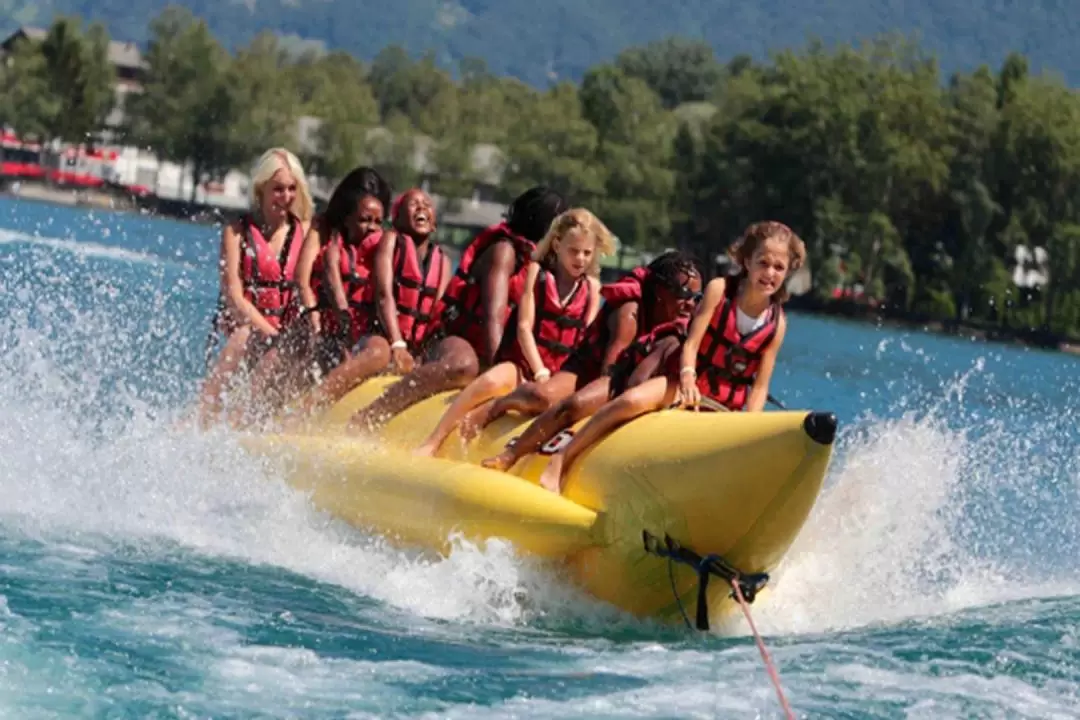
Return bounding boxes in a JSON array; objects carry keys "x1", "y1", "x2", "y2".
[{"x1": 2, "y1": 194, "x2": 1080, "y2": 718}]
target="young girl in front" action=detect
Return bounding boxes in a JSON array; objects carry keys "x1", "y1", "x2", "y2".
[
  {"x1": 414, "y1": 208, "x2": 613, "y2": 457},
  {"x1": 537, "y1": 221, "x2": 805, "y2": 493}
]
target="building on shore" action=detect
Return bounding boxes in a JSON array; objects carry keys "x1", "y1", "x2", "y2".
[{"x1": 0, "y1": 25, "x2": 509, "y2": 237}]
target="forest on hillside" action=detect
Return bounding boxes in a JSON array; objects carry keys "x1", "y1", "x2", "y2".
[
  {"x1": 3, "y1": 0, "x2": 1080, "y2": 85},
  {"x1": 2, "y1": 9, "x2": 1080, "y2": 344}
]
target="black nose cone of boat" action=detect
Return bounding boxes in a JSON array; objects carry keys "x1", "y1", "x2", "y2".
[{"x1": 803, "y1": 411, "x2": 837, "y2": 446}]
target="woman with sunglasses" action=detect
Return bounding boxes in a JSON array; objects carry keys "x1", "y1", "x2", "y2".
[{"x1": 479, "y1": 250, "x2": 703, "y2": 472}]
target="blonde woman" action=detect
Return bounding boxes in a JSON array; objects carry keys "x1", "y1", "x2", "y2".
[
  {"x1": 414, "y1": 208, "x2": 613, "y2": 457},
  {"x1": 197, "y1": 147, "x2": 314, "y2": 426}
]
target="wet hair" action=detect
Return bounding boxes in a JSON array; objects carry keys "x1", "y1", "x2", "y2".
[
  {"x1": 322, "y1": 166, "x2": 392, "y2": 239},
  {"x1": 533, "y1": 208, "x2": 616, "y2": 277},
  {"x1": 728, "y1": 221, "x2": 806, "y2": 303},
  {"x1": 505, "y1": 186, "x2": 570, "y2": 242}
]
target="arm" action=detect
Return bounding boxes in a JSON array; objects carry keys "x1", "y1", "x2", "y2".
[
  {"x1": 680, "y1": 277, "x2": 727, "y2": 371},
  {"x1": 474, "y1": 241, "x2": 519, "y2": 365},
  {"x1": 436, "y1": 252, "x2": 453, "y2": 302},
  {"x1": 675, "y1": 277, "x2": 727, "y2": 408},
  {"x1": 296, "y1": 222, "x2": 323, "y2": 331},
  {"x1": 296, "y1": 222, "x2": 322, "y2": 310},
  {"x1": 373, "y1": 231, "x2": 405, "y2": 346},
  {"x1": 585, "y1": 277, "x2": 602, "y2": 326},
  {"x1": 601, "y1": 302, "x2": 640, "y2": 372},
  {"x1": 745, "y1": 313, "x2": 786, "y2": 412},
  {"x1": 514, "y1": 263, "x2": 546, "y2": 379},
  {"x1": 222, "y1": 222, "x2": 278, "y2": 336},
  {"x1": 323, "y1": 238, "x2": 349, "y2": 312}
]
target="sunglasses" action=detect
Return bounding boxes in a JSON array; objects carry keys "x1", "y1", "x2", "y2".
[{"x1": 672, "y1": 285, "x2": 703, "y2": 303}]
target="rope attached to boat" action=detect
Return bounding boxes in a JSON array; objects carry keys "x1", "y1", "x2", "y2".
[{"x1": 642, "y1": 531, "x2": 794, "y2": 719}]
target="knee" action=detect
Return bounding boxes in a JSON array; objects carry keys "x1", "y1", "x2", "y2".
[
  {"x1": 616, "y1": 385, "x2": 653, "y2": 412},
  {"x1": 561, "y1": 393, "x2": 589, "y2": 422},
  {"x1": 473, "y1": 372, "x2": 503, "y2": 395},
  {"x1": 443, "y1": 351, "x2": 479, "y2": 385},
  {"x1": 363, "y1": 336, "x2": 391, "y2": 366}
]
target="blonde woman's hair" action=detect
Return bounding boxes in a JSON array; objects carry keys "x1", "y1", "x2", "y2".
[
  {"x1": 249, "y1": 147, "x2": 314, "y2": 223},
  {"x1": 532, "y1": 208, "x2": 616, "y2": 277}
]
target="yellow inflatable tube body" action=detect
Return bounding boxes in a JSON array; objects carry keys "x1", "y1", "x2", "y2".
[{"x1": 244, "y1": 376, "x2": 836, "y2": 626}]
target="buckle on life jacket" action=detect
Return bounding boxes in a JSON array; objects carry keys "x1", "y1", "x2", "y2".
[
  {"x1": 725, "y1": 345, "x2": 753, "y2": 375},
  {"x1": 642, "y1": 530, "x2": 769, "y2": 631}
]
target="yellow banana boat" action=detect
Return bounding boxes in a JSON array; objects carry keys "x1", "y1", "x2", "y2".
[{"x1": 241, "y1": 376, "x2": 836, "y2": 628}]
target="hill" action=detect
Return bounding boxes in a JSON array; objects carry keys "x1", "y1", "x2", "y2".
[{"x1": 2, "y1": 0, "x2": 1080, "y2": 86}]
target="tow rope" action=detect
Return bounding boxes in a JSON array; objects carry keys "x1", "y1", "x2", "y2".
[{"x1": 642, "y1": 531, "x2": 795, "y2": 719}]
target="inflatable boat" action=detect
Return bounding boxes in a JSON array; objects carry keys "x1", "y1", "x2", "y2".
[{"x1": 241, "y1": 376, "x2": 836, "y2": 628}]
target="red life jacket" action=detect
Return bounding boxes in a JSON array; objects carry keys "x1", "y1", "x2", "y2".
[
  {"x1": 695, "y1": 278, "x2": 782, "y2": 411},
  {"x1": 321, "y1": 230, "x2": 383, "y2": 342},
  {"x1": 605, "y1": 317, "x2": 689, "y2": 395},
  {"x1": 616, "y1": 317, "x2": 689, "y2": 369},
  {"x1": 438, "y1": 222, "x2": 535, "y2": 356},
  {"x1": 600, "y1": 266, "x2": 649, "y2": 305},
  {"x1": 360, "y1": 233, "x2": 446, "y2": 351},
  {"x1": 239, "y1": 213, "x2": 305, "y2": 330},
  {"x1": 501, "y1": 267, "x2": 592, "y2": 375},
  {"x1": 572, "y1": 267, "x2": 653, "y2": 380}
]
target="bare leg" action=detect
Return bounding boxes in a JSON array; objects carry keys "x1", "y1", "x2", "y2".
[
  {"x1": 482, "y1": 371, "x2": 578, "y2": 429},
  {"x1": 197, "y1": 325, "x2": 253, "y2": 429},
  {"x1": 414, "y1": 361, "x2": 521, "y2": 456},
  {"x1": 348, "y1": 336, "x2": 480, "y2": 433},
  {"x1": 239, "y1": 323, "x2": 315, "y2": 428},
  {"x1": 538, "y1": 376, "x2": 676, "y2": 493},
  {"x1": 284, "y1": 335, "x2": 391, "y2": 423},
  {"x1": 480, "y1": 376, "x2": 611, "y2": 471},
  {"x1": 460, "y1": 398, "x2": 497, "y2": 441}
]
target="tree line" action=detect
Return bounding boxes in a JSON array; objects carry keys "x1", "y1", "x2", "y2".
[{"x1": 1, "y1": 8, "x2": 1080, "y2": 340}]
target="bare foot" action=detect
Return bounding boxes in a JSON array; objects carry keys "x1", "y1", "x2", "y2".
[
  {"x1": 413, "y1": 440, "x2": 439, "y2": 457},
  {"x1": 480, "y1": 452, "x2": 514, "y2": 471},
  {"x1": 538, "y1": 454, "x2": 564, "y2": 494}
]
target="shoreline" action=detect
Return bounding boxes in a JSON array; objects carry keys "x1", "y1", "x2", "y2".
[
  {"x1": 786, "y1": 295, "x2": 1080, "y2": 357},
  {"x1": 4, "y1": 181, "x2": 1079, "y2": 358},
  {"x1": 0, "y1": 179, "x2": 244, "y2": 226}
]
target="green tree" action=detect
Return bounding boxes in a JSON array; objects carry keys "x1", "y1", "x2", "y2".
[
  {"x1": 616, "y1": 37, "x2": 723, "y2": 109},
  {"x1": 996, "y1": 76, "x2": 1080, "y2": 330},
  {"x1": 39, "y1": 17, "x2": 115, "y2": 142},
  {"x1": 227, "y1": 32, "x2": 302, "y2": 162},
  {"x1": 940, "y1": 66, "x2": 1001, "y2": 321},
  {"x1": 503, "y1": 83, "x2": 604, "y2": 202},
  {"x1": 0, "y1": 18, "x2": 114, "y2": 144},
  {"x1": 291, "y1": 51, "x2": 381, "y2": 180},
  {"x1": 364, "y1": 114, "x2": 420, "y2": 193},
  {"x1": 368, "y1": 46, "x2": 454, "y2": 128},
  {"x1": 39, "y1": 18, "x2": 116, "y2": 143},
  {"x1": 579, "y1": 65, "x2": 676, "y2": 248},
  {"x1": 0, "y1": 35, "x2": 58, "y2": 140},
  {"x1": 124, "y1": 7, "x2": 241, "y2": 202}
]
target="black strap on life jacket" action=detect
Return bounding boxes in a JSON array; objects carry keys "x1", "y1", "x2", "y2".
[
  {"x1": 534, "y1": 268, "x2": 589, "y2": 356},
  {"x1": 242, "y1": 215, "x2": 299, "y2": 317},
  {"x1": 394, "y1": 239, "x2": 443, "y2": 344}
]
